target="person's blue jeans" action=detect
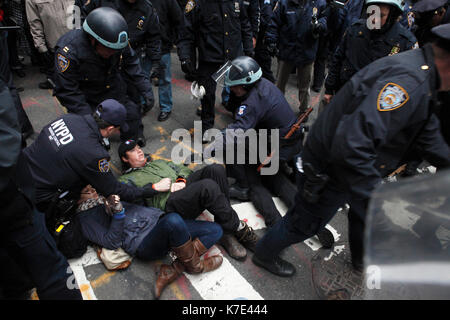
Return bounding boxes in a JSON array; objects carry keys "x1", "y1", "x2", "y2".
[
  {"x1": 140, "y1": 53, "x2": 173, "y2": 113},
  {"x1": 135, "y1": 212, "x2": 223, "y2": 261}
]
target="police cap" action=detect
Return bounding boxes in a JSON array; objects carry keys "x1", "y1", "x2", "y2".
[
  {"x1": 413, "y1": 0, "x2": 447, "y2": 13},
  {"x1": 95, "y1": 99, "x2": 129, "y2": 131},
  {"x1": 431, "y1": 23, "x2": 450, "y2": 50}
]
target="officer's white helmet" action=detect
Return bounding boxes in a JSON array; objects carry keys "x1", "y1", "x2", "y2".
[{"x1": 365, "y1": 0, "x2": 405, "y2": 11}]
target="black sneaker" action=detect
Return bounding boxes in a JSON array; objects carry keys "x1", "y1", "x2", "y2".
[
  {"x1": 234, "y1": 221, "x2": 259, "y2": 252},
  {"x1": 38, "y1": 80, "x2": 53, "y2": 89},
  {"x1": 229, "y1": 184, "x2": 249, "y2": 201},
  {"x1": 158, "y1": 111, "x2": 171, "y2": 122}
]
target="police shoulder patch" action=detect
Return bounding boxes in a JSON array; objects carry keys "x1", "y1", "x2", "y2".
[
  {"x1": 57, "y1": 53, "x2": 70, "y2": 73},
  {"x1": 377, "y1": 83, "x2": 409, "y2": 112},
  {"x1": 185, "y1": 0, "x2": 195, "y2": 13},
  {"x1": 98, "y1": 158, "x2": 110, "y2": 173},
  {"x1": 237, "y1": 105, "x2": 247, "y2": 116}
]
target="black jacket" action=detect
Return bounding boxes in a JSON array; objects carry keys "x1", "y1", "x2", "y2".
[
  {"x1": 304, "y1": 44, "x2": 450, "y2": 199},
  {"x1": 23, "y1": 113, "x2": 151, "y2": 205},
  {"x1": 325, "y1": 19, "x2": 418, "y2": 94},
  {"x1": 54, "y1": 29, "x2": 152, "y2": 115},
  {"x1": 177, "y1": 0, "x2": 254, "y2": 63},
  {"x1": 150, "y1": 0, "x2": 184, "y2": 54}
]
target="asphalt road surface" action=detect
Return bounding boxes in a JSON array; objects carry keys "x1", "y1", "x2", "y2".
[{"x1": 17, "y1": 51, "x2": 366, "y2": 302}]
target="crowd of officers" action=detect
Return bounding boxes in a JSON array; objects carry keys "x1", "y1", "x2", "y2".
[{"x1": 1, "y1": 0, "x2": 450, "y2": 300}]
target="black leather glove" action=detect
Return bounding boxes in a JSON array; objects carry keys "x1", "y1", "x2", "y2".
[
  {"x1": 142, "y1": 95, "x2": 154, "y2": 114},
  {"x1": 41, "y1": 50, "x2": 53, "y2": 67},
  {"x1": 181, "y1": 59, "x2": 194, "y2": 75},
  {"x1": 142, "y1": 183, "x2": 158, "y2": 198},
  {"x1": 150, "y1": 61, "x2": 163, "y2": 86},
  {"x1": 266, "y1": 42, "x2": 278, "y2": 57},
  {"x1": 245, "y1": 50, "x2": 255, "y2": 58}
]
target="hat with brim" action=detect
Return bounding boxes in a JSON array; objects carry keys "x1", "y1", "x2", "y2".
[{"x1": 96, "y1": 99, "x2": 129, "y2": 132}]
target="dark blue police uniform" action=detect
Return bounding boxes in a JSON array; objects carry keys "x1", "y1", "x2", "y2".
[
  {"x1": 255, "y1": 0, "x2": 277, "y2": 83},
  {"x1": 0, "y1": 80, "x2": 82, "y2": 300},
  {"x1": 53, "y1": 29, "x2": 153, "y2": 141},
  {"x1": 254, "y1": 43, "x2": 450, "y2": 271},
  {"x1": 325, "y1": 18, "x2": 418, "y2": 95},
  {"x1": 224, "y1": 78, "x2": 302, "y2": 226},
  {"x1": 23, "y1": 113, "x2": 155, "y2": 210}
]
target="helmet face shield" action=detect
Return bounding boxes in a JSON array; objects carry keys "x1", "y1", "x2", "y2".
[
  {"x1": 211, "y1": 60, "x2": 234, "y2": 87},
  {"x1": 83, "y1": 19, "x2": 129, "y2": 50}
]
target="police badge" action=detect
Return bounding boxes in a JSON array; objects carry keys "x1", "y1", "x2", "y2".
[
  {"x1": 98, "y1": 158, "x2": 110, "y2": 173},
  {"x1": 57, "y1": 53, "x2": 70, "y2": 73},
  {"x1": 185, "y1": 0, "x2": 195, "y2": 13},
  {"x1": 137, "y1": 16, "x2": 146, "y2": 30},
  {"x1": 377, "y1": 83, "x2": 409, "y2": 112}
]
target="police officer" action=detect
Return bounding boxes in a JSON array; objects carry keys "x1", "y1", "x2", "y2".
[
  {"x1": 413, "y1": 0, "x2": 450, "y2": 46},
  {"x1": 0, "y1": 23, "x2": 34, "y2": 144},
  {"x1": 324, "y1": 0, "x2": 418, "y2": 104},
  {"x1": 252, "y1": 24, "x2": 450, "y2": 276},
  {"x1": 254, "y1": 0, "x2": 277, "y2": 83},
  {"x1": 265, "y1": 0, "x2": 328, "y2": 115},
  {"x1": 209, "y1": 56, "x2": 303, "y2": 227},
  {"x1": 54, "y1": 7, "x2": 153, "y2": 146},
  {"x1": 148, "y1": 0, "x2": 184, "y2": 122},
  {"x1": 0, "y1": 79, "x2": 82, "y2": 300},
  {"x1": 23, "y1": 99, "x2": 159, "y2": 215},
  {"x1": 79, "y1": 0, "x2": 162, "y2": 120},
  {"x1": 177, "y1": 0, "x2": 254, "y2": 136}
]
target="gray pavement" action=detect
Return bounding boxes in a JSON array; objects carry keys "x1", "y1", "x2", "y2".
[{"x1": 16, "y1": 52, "x2": 357, "y2": 301}]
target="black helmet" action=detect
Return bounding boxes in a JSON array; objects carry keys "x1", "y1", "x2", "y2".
[
  {"x1": 83, "y1": 7, "x2": 129, "y2": 50},
  {"x1": 224, "y1": 56, "x2": 262, "y2": 87}
]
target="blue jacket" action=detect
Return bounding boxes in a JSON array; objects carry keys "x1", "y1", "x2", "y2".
[
  {"x1": 77, "y1": 201, "x2": 165, "y2": 256},
  {"x1": 265, "y1": 0, "x2": 327, "y2": 65}
]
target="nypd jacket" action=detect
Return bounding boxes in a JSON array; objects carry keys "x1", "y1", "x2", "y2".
[
  {"x1": 265, "y1": 0, "x2": 327, "y2": 66},
  {"x1": 325, "y1": 19, "x2": 417, "y2": 95},
  {"x1": 23, "y1": 114, "x2": 154, "y2": 205},
  {"x1": 177, "y1": 0, "x2": 254, "y2": 63},
  {"x1": 304, "y1": 44, "x2": 450, "y2": 200},
  {"x1": 80, "y1": 0, "x2": 162, "y2": 61},
  {"x1": 54, "y1": 29, "x2": 153, "y2": 115},
  {"x1": 150, "y1": 0, "x2": 184, "y2": 54}
]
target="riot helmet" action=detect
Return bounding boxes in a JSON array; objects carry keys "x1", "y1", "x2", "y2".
[
  {"x1": 82, "y1": 7, "x2": 129, "y2": 50},
  {"x1": 365, "y1": 0, "x2": 405, "y2": 33},
  {"x1": 218, "y1": 56, "x2": 262, "y2": 88}
]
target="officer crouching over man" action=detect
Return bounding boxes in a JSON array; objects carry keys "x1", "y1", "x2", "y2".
[
  {"x1": 53, "y1": 7, "x2": 154, "y2": 147},
  {"x1": 251, "y1": 23, "x2": 450, "y2": 277}
]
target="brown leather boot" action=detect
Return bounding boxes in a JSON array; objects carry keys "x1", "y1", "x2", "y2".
[
  {"x1": 172, "y1": 238, "x2": 223, "y2": 274},
  {"x1": 154, "y1": 260, "x2": 184, "y2": 299}
]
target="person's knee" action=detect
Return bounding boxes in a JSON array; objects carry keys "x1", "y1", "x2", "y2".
[
  {"x1": 162, "y1": 212, "x2": 186, "y2": 234},
  {"x1": 200, "y1": 178, "x2": 221, "y2": 194}
]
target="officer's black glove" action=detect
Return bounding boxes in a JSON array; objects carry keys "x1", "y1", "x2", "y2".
[
  {"x1": 181, "y1": 59, "x2": 194, "y2": 76},
  {"x1": 266, "y1": 42, "x2": 278, "y2": 57},
  {"x1": 245, "y1": 50, "x2": 255, "y2": 58},
  {"x1": 150, "y1": 61, "x2": 163, "y2": 87},
  {"x1": 142, "y1": 183, "x2": 159, "y2": 198},
  {"x1": 143, "y1": 95, "x2": 154, "y2": 114}
]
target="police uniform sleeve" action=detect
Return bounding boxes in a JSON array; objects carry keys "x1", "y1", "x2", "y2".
[
  {"x1": 167, "y1": 0, "x2": 184, "y2": 44},
  {"x1": 240, "y1": 0, "x2": 255, "y2": 55},
  {"x1": 121, "y1": 45, "x2": 153, "y2": 100},
  {"x1": 54, "y1": 47, "x2": 93, "y2": 115},
  {"x1": 264, "y1": 0, "x2": 282, "y2": 46},
  {"x1": 227, "y1": 103, "x2": 258, "y2": 131},
  {"x1": 176, "y1": 0, "x2": 199, "y2": 61},
  {"x1": 247, "y1": 0, "x2": 261, "y2": 39},
  {"x1": 328, "y1": 76, "x2": 425, "y2": 199},
  {"x1": 144, "y1": 4, "x2": 162, "y2": 62},
  {"x1": 325, "y1": 30, "x2": 348, "y2": 95},
  {"x1": 0, "y1": 81, "x2": 21, "y2": 191}
]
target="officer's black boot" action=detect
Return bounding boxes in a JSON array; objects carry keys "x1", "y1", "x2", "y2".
[
  {"x1": 252, "y1": 255, "x2": 296, "y2": 277},
  {"x1": 317, "y1": 228, "x2": 335, "y2": 249},
  {"x1": 229, "y1": 183, "x2": 250, "y2": 201}
]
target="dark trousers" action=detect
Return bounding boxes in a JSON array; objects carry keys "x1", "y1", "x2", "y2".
[
  {"x1": 312, "y1": 35, "x2": 330, "y2": 90},
  {"x1": 165, "y1": 164, "x2": 240, "y2": 233},
  {"x1": 254, "y1": 38, "x2": 276, "y2": 83},
  {"x1": 198, "y1": 61, "x2": 223, "y2": 131},
  {"x1": 136, "y1": 212, "x2": 223, "y2": 261},
  {"x1": 254, "y1": 172, "x2": 367, "y2": 265},
  {"x1": 0, "y1": 209, "x2": 82, "y2": 300}
]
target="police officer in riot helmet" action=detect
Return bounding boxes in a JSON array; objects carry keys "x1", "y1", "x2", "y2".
[
  {"x1": 214, "y1": 56, "x2": 304, "y2": 229},
  {"x1": 54, "y1": 7, "x2": 154, "y2": 147}
]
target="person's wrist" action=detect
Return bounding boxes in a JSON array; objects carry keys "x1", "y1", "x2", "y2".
[{"x1": 113, "y1": 209, "x2": 125, "y2": 220}]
